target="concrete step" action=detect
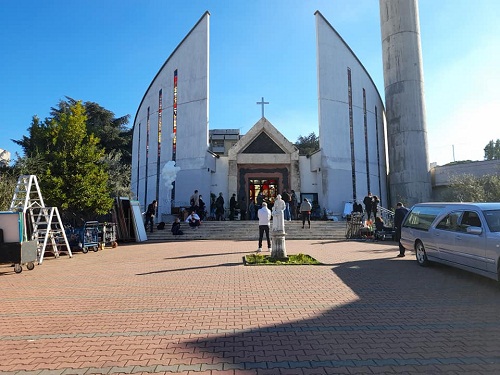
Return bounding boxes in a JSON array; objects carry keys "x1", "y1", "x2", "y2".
[{"x1": 146, "y1": 219, "x2": 348, "y2": 242}]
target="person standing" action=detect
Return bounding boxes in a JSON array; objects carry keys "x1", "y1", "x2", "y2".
[
  {"x1": 145, "y1": 200, "x2": 157, "y2": 233},
  {"x1": 229, "y1": 193, "x2": 237, "y2": 220},
  {"x1": 257, "y1": 202, "x2": 272, "y2": 253},
  {"x1": 363, "y1": 193, "x2": 374, "y2": 220},
  {"x1": 198, "y1": 194, "x2": 206, "y2": 220},
  {"x1": 300, "y1": 198, "x2": 312, "y2": 229},
  {"x1": 290, "y1": 190, "x2": 298, "y2": 220},
  {"x1": 394, "y1": 202, "x2": 410, "y2": 257},
  {"x1": 215, "y1": 192, "x2": 225, "y2": 221},
  {"x1": 282, "y1": 190, "x2": 291, "y2": 221},
  {"x1": 372, "y1": 195, "x2": 380, "y2": 218},
  {"x1": 248, "y1": 199, "x2": 256, "y2": 220},
  {"x1": 256, "y1": 191, "x2": 264, "y2": 210},
  {"x1": 190, "y1": 190, "x2": 200, "y2": 212}
]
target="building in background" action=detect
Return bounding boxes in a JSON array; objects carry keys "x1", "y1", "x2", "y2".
[
  {"x1": 131, "y1": 10, "x2": 391, "y2": 220},
  {"x1": 0, "y1": 149, "x2": 11, "y2": 167}
]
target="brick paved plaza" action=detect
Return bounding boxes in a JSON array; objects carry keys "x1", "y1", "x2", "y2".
[{"x1": 1, "y1": 239, "x2": 500, "y2": 374}]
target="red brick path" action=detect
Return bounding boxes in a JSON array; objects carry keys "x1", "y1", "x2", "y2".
[{"x1": 1, "y1": 240, "x2": 500, "y2": 374}]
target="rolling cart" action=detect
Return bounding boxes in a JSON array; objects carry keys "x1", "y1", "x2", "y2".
[
  {"x1": 98, "y1": 222, "x2": 118, "y2": 249},
  {"x1": 67, "y1": 221, "x2": 100, "y2": 253}
]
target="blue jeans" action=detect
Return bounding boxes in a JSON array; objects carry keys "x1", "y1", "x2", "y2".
[{"x1": 284, "y1": 203, "x2": 291, "y2": 221}]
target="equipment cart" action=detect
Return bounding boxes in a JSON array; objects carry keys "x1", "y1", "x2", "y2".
[
  {"x1": 98, "y1": 222, "x2": 118, "y2": 249},
  {"x1": 0, "y1": 212, "x2": 37, "y2": 273},
  {"x1": 68, "y1": 221, "x2": 100, "y2": 253}
]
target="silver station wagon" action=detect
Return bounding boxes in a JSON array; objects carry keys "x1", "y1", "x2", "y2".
[{"x1": 400, "y1": 203, "x2": 500, "y2": 281}]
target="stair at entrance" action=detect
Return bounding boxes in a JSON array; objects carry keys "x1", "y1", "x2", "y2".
[{"x1": 146, "y1": 219, "x2": 348, "y2": 242}]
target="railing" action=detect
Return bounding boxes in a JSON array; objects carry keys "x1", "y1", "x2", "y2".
[{"x1": 378, "y1": 206, "x2": 395, "y2": 227}]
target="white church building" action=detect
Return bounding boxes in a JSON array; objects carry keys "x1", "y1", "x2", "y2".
[{"x1": 131, "y1": 11, "x2": 388, "y2": 220}]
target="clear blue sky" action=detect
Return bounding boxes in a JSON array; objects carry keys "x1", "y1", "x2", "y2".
[{"x1": 1, "y1": 0, "x2": 498, "y2": 166}]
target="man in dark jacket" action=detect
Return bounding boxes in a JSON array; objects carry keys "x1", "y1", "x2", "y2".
[
  {"x1": 145, "y1": 200, "x2": 157, "y2": 233},
  {"x1": 394, "y1": 202, "x2": 409, "y2": 257}
]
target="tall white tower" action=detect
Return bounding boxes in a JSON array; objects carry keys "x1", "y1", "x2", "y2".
[{"x1": 380, "y1": 0, "x2": 432, "y2": 206}]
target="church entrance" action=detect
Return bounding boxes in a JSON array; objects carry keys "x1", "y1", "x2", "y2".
[{"x1": 249, "y1": 178, "x2": 278, "y2": 204}]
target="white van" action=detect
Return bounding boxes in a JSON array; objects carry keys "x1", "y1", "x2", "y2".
[{"x1": 400, "y1": 203, "x2": 500, "y2": 281}]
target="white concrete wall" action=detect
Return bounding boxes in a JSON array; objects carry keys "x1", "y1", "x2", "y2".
[
  {"x1": 315, "y1": 11, "x2": 388, "y2": 215},
  {"x1": 131, "y1": 12, "x2": 210, "y2": 217},
  {"x1": 299, "y1": 155, "x2": 318, "y2": 199},
  {"x1": 211, "y1": 156, "x2": 229, "y2": 206}
]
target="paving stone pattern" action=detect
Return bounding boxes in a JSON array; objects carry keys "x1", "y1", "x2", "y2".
[{"x1": 1, "y1": 239, "x2": 500, "y2": 374}]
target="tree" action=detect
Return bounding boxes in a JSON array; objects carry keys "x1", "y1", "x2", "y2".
[
  {"x1": 15, "y1": 101, "x2": 113, "y2": 222},
  {"x1": 443, "y1": 173, "x2": 500, "y2": 202},
  {"x1": 295, "y1": 132, "x2": 319, "y2": 155},
  {"x1": 0, "y1": 168, "x2": 17, "y2": 211},
  {"x1": 50, "y1": 98, "x2": 132, "y2": 164},
  {"x1": 484, "y1": 139, "x2": 500, "y2": 160}
]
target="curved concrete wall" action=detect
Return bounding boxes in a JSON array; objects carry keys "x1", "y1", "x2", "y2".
[
  {"x1": 316, "y1": 11, "x2": 388, "y2": 214},
  {"x1": 131, "y1": 12, "x2": 210, "y2": 216}
]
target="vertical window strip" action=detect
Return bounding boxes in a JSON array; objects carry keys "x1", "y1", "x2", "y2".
[
  {"x1": 171, "y1": 70, "x2": 178, "y2": 206},
  {"x1": 347, "y1": 68, "x2": 356, "y2": 201},
  {"x1": 156, "y1": 89, "x2": 162, "y2": 213},
  {"x1": 136, "y1": 123, "x2": 141, "y2": 199},
  {"x1": 145, "y1": 107, "x2": 150, "y2": 210},
  {"x1": 363, "y1": 89, "x2": 370, "y2": 192}
]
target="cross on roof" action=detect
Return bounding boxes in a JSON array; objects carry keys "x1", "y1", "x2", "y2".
[{"x1": 256, "y1": 97, "x2": 269, "y2": 118}]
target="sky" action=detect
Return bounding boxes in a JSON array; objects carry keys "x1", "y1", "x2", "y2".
[{"x1": 1, "y1": 0, "x2": 499, "y2": 167}]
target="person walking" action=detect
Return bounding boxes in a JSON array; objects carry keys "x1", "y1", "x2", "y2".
[
  {"x1": 394, "y1": 202, "x2": 410, "y2": 257},
  {"x1": 257, "y1": 202, "x2": 272, "y2": 253},
  {"x1": 300, "y1": 198, "x2": 312, "y2": 229},
  {"x1": 145, "y1": 200, "x2": 157, "y2": 233}
]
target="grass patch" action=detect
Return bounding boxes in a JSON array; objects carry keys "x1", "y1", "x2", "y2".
[{"x1": 244, "y1": 253, "x2": 321, "y2": 265}]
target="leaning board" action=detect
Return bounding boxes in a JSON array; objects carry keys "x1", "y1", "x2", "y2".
[{"x1": 130, "y1": 200, "x2": 148, "y2": 242}]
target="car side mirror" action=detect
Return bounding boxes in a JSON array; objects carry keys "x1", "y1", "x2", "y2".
[{"x1": 466, "y1": 226, "x2": 482, "y2": 235}]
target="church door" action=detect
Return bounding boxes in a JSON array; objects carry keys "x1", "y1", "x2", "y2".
[{"x1": 249, "y1": 178, "x2": 278, "y2": 205}]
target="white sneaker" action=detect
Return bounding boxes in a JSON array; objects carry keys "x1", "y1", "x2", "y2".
[{"x1": 256, "y1": 248, "x2": 262, "y2": 253}]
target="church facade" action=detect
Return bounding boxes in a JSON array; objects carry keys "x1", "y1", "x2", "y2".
[{"x1": 131, "y1": 11, "x2": 388, "y2": 220}]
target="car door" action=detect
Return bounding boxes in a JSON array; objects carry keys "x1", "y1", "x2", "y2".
[
  {"x1": 432, "y1": 211, "x2": 461, "y2": 262},
  {"x1": 453, "y1": 210, "x2": 487, "y2": 271}
]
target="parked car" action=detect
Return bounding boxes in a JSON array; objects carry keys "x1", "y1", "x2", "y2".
[{"x1": 400, "y1": 202, "x2": 500, "y2": 281}]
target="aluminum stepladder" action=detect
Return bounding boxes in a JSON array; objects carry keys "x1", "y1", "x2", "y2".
[{"x1": 9, "y1": 175, "x2": 72, "y2": 264}]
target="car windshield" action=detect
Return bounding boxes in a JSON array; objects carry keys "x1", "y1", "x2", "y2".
[{"x1": 483, "y1": 209, "x2": 500, "y2": 233}]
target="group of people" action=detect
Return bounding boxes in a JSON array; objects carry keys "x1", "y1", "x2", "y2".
[
  {"x1": 146, "y1": 191, "x2": 409, "y2": 257},
  {"x1": 352, "y1": 193, "x2": 409, "y2": 257},
  {"x1": 362, "y1": 192, "x2": 381, "y2": 220}
]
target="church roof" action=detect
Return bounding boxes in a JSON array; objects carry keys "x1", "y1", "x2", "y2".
[{"x1": 228, "y1": 118, "x2": 298, "y2": 158}]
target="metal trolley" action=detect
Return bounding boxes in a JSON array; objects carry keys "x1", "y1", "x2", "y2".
[
  {"x1": 66, "y1": 221, "x2": 100, "y2": 253},
  {"x1": 98, "y1": 222, "x2": 118, "y2": 249}
]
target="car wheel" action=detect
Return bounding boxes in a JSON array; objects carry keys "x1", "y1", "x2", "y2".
[{"x1": 415, "y1": 240, "x2": 429, "y2": 266}]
